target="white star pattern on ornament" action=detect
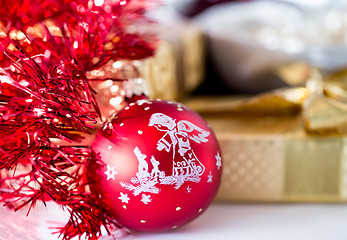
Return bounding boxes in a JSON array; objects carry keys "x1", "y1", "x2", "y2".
[
  {"x1": 119, "y1": 192, "x2": 130, "y2": 203},
  {"x1": 104, "y1": 164, "x2": 118, "y2": 181},
  {"x1": 216, "y1": 152, "x2": 222, "y2": 170},
  {"x1": 141, "y1": 194, "x2": 152, "y2": 204},
  {"x1": 207, "y1": 171, "x2": 213, "y2": 183},
  {"x1": 187, "y1": 186, "x2": 192, "y2": 193}
]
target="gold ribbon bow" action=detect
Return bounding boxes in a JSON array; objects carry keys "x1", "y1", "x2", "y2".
[
  {"x1": 187, "y1": 63, "x2": 347, "y2": 134},
  {"x1": 237, "y1": 64, "x2": 347, "y2": 133}
]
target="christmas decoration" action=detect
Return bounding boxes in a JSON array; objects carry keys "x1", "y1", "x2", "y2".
[
  {"x1": 0, "y1": 0, "x2": 156, "y2": 239},
  {"x1": 90, "y1": 99, "x2": 222, "y2": 232},
  {"x1": 88, "y1": 60, "x2": 150, "y2": 121},
  {"x1": 140, "y1": 5, "x2": 206, "y2": 101}
]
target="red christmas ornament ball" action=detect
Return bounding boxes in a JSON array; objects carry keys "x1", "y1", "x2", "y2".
[{"x1": 90, "y1": 99, "x2": 222, "y2": 232}]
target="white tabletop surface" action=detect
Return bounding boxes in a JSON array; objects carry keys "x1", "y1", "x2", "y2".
[{"x1": 1, "y1": 202, "x2": 347, "y2": 240}]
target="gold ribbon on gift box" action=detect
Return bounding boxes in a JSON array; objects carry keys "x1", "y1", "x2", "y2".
[
  {"x1": 210, "y1": 63, "x2": 347, "y2": 133},
  {"x1": 185, "y1": 64, "x2": 347, "y2": 202}
]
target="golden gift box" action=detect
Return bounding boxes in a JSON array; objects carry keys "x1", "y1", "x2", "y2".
[{"x1": 184, "y1": 71, "x2": 347, "y2": 202}]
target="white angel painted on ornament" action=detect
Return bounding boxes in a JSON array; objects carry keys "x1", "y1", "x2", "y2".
[
  {"x1": 120, "y1": 112, "x2": 211, "y2": 195},
  {"x1": 149, "y1": 113, "x2": 210, "y2": 188}
]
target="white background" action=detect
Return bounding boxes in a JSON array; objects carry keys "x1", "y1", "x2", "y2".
[{"x1": 2, "y1": 202, "x2": 347, "y2": 240}]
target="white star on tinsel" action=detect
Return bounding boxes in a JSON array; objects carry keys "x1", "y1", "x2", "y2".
[
  {"x1": 141, "y1": 194, "x2": 152, "y2": 204},
  {"x1": 104, "y1": 164, "x2": 118, "y2": 181},
  {"x1": 119, "y1": 192, "x2": 130, "y2": 203},
  {"x1": 215, "y1": 152, "x2": 222, "y2": 170},
  {"x1": 207, "y1": 171, "x2": 213, "y2": 183}
]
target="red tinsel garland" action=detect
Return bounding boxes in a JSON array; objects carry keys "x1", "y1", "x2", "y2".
[{"x1": 0, "y1": 0, "x2": 156, "y2": 239}]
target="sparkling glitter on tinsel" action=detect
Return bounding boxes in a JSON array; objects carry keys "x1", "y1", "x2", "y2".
[{"x1": 0, "y1": 0, "x2": 156, "y2": 239}]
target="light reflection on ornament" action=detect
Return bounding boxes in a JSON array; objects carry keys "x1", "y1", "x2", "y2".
[
  {"x1": 109, "y1": 96, "x2": 123, "y2": 106},
  {"x1": 110, "y1": 85, "x2": 119, "y2": 93},
  {"x1": 94, "y1": 0, "x2": 105, "y2": 7},
  {"x1": 90, "y1": 69, "x2": 105, "y2": 77},
  {"x1": 112, "y1": 61, "x2": 123, "y2": 69},
  {"x1": 89, "y1": 61, "x2": 149, "y2": 121},
  {"x1": 104, "y1": 79, "x2": 114, "y2": 88}
]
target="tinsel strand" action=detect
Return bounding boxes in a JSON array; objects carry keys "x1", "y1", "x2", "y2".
[{"x1": 0, "y1": 0, "x2": 156, "y2": 239}]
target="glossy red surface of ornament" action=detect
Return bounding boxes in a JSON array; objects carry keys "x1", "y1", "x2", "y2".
[{"x1": 90, "y1": 99, "x2": 222, "y2": 232}]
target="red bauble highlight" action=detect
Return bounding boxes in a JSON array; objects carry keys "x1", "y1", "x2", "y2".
[{"x1": 90, "y1": 99, "x2": 222, "y2": 232}]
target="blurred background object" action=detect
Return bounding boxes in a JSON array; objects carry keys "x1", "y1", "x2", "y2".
[
  {"x1": 157, "y1": 0, "x2": 347, "y2": 94},
  {"x1": 194, "y1": 0, "x2": 347, "y2": 93},
  {"x1": 139, "y1": 5, "x2": 206, "y2": 100}
]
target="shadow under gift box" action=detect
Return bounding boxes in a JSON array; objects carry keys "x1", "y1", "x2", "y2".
[{"x1": 184, "y1": 96, "x2": 347, "y2": 203}]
